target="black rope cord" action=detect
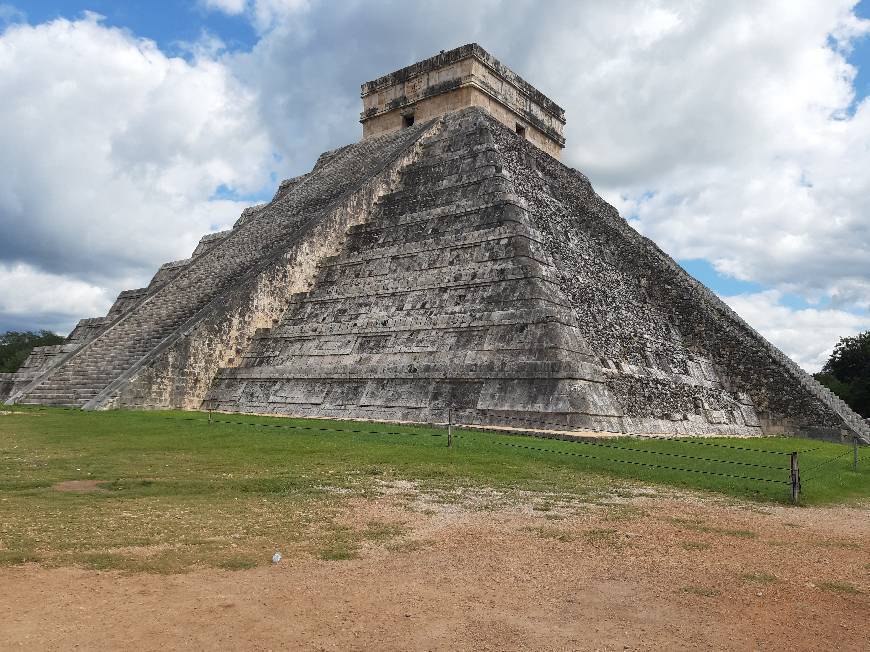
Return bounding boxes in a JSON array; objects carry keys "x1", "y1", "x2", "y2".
[
  {"x1": 174, "y1": 413, "x2": 822, "y2": 465},
  {"x1": 190, "y1": 415, "x2": 786, "y2": 472},
  {"x1": 490, "y1": 440, "x2": 789, "y2": 484},
  {"x1": 18, "y1": 407, "x2": 846, "y2": 488},
  {"x1": 199, "y1": 415, "x2": 779, "y2": 469},
  {"x1": 451, "y1": 412, "x2": 819, "y2": 454},
  {"x1": 630, "y1": 433, "x2": 823, "y2": 455},
  {"x1": 16, "y1": 405, "x2": 828, "y2": 456},
  {"x1": 454, "y1": 421, "x2": 800, "y2": 456},
  {"x1": 801, "y1": 449, "x2": 854, "y2": 479},
  {"x1": 457, "y1": 431, "x2": 788, "y2": 471},
  {"x1": 182, "y1": 415, "x2": 440, "y2": 438}
]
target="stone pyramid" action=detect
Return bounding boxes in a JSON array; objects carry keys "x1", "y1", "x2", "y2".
[{"x1": 4, "y1": 45, "x2": 867, "y2": 443}]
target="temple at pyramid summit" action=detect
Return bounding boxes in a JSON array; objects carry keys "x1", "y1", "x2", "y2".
[{"x1": 2, "y1": 44, "x2": 867, "y2": 443}]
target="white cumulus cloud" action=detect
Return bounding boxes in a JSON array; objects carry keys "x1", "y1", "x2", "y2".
[
  {"x1": 0, "y1": 13, "x2": 275, "y2": 333},
  {"x1": 202, "y1": 0, "x2": 311, "y2": 32},
  {"x1": 722, "y1": 290, "x2": 870, "y2": 372},
  {"x1": 0, "y1": 263, "x2": 111, "y2": 333},
  {"x1": 200, "y1": 0, "x2": 247, "y2": 14}
]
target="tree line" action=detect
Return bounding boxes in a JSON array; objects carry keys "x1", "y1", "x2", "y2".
[
  {"x1": 813, "y1": 331, "x2": 869, "y2": 419},
  {"x1": 0, "y1": 331, "x2": 65, "y2": 373}
]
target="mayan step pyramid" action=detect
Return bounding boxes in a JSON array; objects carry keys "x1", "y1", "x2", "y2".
[{"x1": 5, "y1": 44, "x2": 868, "y2": 443}]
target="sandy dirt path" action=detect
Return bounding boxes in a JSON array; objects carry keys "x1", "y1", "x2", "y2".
[{"x1": 1, "y1": 491, "x2": 868, "y2": 651}]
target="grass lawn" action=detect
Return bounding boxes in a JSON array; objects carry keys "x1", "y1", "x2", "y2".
[{"x1": 1, "y1": 406, "x2": 867, "y2": 573}]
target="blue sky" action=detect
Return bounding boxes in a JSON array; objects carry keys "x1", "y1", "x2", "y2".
[
  {"x1": 853, "y1": 1, "x2": 870, "y2": 98},
  {"x1": 1, "y1": 1, "x2": 869, "y2": 371},
  {"x1": 11, "y1": 1, "x2": 259, "y2": 52}
]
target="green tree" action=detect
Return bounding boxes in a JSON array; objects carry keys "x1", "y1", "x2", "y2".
[
  {"x1": 0, "y1": 330, "x2": 65, "y2": 373},
  {"x1": 814, "y1": 331, "x2": 870, "y2": 418}
]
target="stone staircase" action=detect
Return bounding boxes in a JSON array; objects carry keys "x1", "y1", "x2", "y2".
[{"x1": 18, "y1": 293, "x2": 218, "y2": 406}]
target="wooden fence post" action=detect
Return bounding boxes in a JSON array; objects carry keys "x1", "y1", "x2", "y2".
[
  {"x1": 790, "y1": 451, "x2": 800, "y2": 505},
  {"x1": 447, "y1": 406, "x2": 453, "y2": 448}
]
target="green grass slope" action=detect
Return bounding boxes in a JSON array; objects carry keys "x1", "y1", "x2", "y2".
[{"x1": 0, "y1": 407, "x2": 866, "y2": 572}]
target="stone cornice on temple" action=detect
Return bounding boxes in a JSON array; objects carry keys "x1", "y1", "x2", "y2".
[{"x1": 360, "y1": 44, "x2": 565, "y2": 157}]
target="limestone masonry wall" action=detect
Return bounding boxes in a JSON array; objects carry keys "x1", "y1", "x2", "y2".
[
  {"x1": 206, "y1": 109, "x2": 615, "y2": 428},
  {"x1": 1, "y1": 343, "x2": 81, "y2": 403},
  {"x1": 363, "y1": 86, "x2": 562, "y2": 159}
]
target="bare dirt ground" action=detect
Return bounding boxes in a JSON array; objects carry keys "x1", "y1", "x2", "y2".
[
  {"x1": 1, "y1": 487, "x2": 867, "y2": 651},
  {"x1": 50, "y1": 480, "x2": 106, "y2": 493}
]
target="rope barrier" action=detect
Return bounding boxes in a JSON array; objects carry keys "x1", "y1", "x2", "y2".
[
  {"x1": 175, "y1": 415, "x2": 442, "y2": 439},
  {"x1": 629, "y1": 434, "x2": 823, "y2": 456},
  {"x1": 165, "y1": 414, "x2": 791, "y2": 481},
  {"x1": 182, "y1": 415, "x2": 771, "y2": 467},
  {"x1": 14, "y1": 405, "x2": 857, "y2": 496},
  {"x1": 801, "y1": 449, "x2": 854, "y2": 479},
  {"x1": 456, "y1": 430, "x2": 789, "y2": 471},
  {"x1": 10, "y1": 405, "x2": 827, "y2": 456},
  {"x1": 488, "y1": 440, "x2": 789, "y2": 484},
  {"x1": 183, "y1": 414, "x2": 791, "y2": 484},
  {"x1": 451, "y1": 412, "x2": 819, "y2": 455},
  {"x1": 453, "y1": 420, "x2": 800, "y2": 456}
]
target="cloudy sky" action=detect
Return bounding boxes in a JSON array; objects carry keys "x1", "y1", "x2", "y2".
[{"x1": 0, "y1": 0, "x2": 868, "y2": 372}]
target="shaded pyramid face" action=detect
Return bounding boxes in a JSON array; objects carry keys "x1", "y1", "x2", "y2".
[{"x1": 203, "y1": 109, "x2": 867, "y2": 441}]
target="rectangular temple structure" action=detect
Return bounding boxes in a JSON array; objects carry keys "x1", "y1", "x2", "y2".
[{"x1": 360, "y1": 43, "x2": 566, "y2": 158}]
